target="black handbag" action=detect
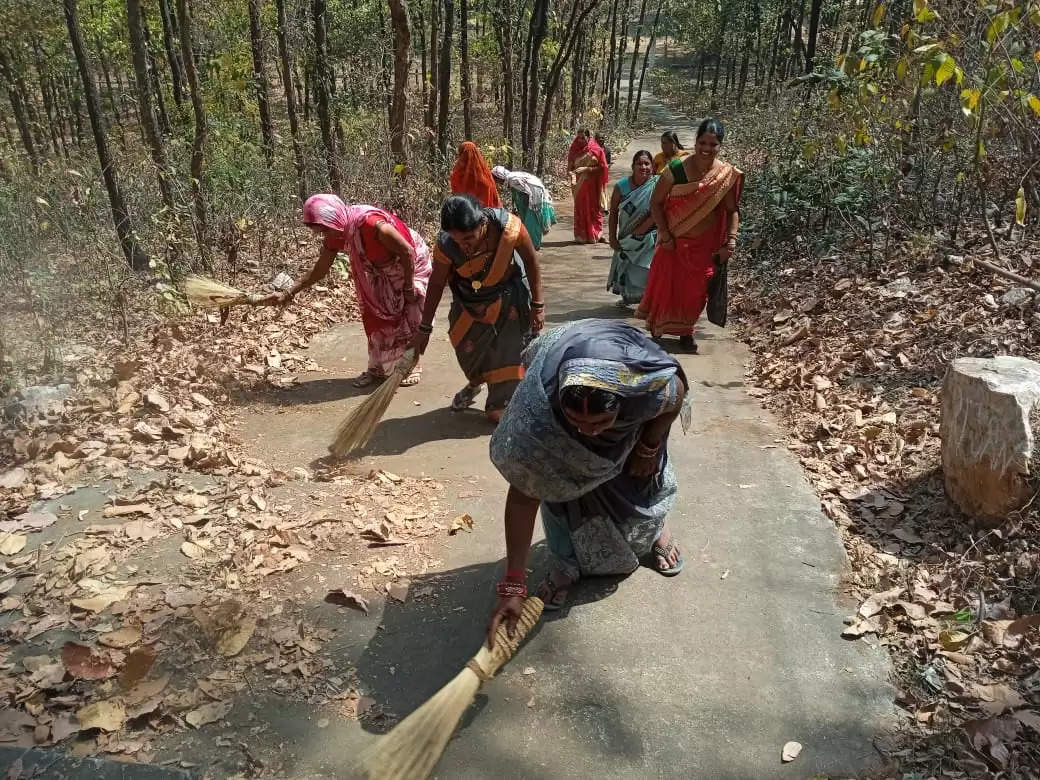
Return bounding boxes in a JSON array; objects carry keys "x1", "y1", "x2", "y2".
[{"x1": 706, "y1": 254, "x2": 728, "y2": 327}]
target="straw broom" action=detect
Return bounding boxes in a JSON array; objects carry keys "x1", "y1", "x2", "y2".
[
  {"x1": 352, "y1": 596, "x2": 544, "y2": 780},
  {"x1": 182, "y1": 275, "x2": 265, "y2": 308},
  {"x1": 328, "y1": 348, "x2": 418, "y2": 457}
]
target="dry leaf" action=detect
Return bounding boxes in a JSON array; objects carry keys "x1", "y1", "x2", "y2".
[
  {"x1": 102, "y1": 503, "x2": 153, "y2": 518},
  {"x1": 186, "y1": 700, "x2": 231, "y2": 728},
  {"x1": 0, "y1": 533, "x2": 28, "y2": 556},
  {"x1": 0, "y1": 511, "x2": 57, "y2": 533},
  {"x1": 0, "y1": 467, "x2": 27, "y2": 489},
  {"x1": 0, "y1": 577, "x2": 16, "y2": 595},
  {"x1": 781, "y1": 741, "x2": 802, "y2": 762},
  {"x1": 387, "y1": 579, "x2": 410, "y2": 602},
  {"x1": 216, "y1": 614, "x2": 256, "y2": 657},
  {"x1": 61, "y1": 643, "x2": 116, "y2": 680},
  {"x1": 123, "y1": 519, "x2": 160, "y2": 541},
  {"x1": 71, "y1": 586, "x2": 130, "y2": 613},
  {"x1": 858, "y1": 586, "x2": 903, "y2": 618},
  {"x1": 325, "y1": 589, "x2": 370, "y2": 614},
  {"x1": 174, "y1": 492, "x2": 210, "y2": 509},
  {"x1": 99, "y1": 626, "x2": 142, "y2": 649},
  {"x1": 119, "y1": 647, "x2": 157, "y2": 690},
  {"x1": 76, "y1": 699, "x2": 126, "y2": 732},
  {"x1": 144, "y1": 389, "x2": 171, "y2": 412},
  {"x1": 180, "y1": 541, "x2": 209, "y2": 560},
  {"x1": 449, "y1": 514, "x2": 474, "y2": 535}
]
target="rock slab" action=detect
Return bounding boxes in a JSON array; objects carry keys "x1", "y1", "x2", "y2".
[{"x1": 941, "y1": 356, "x2": 1040, "y2": 520}]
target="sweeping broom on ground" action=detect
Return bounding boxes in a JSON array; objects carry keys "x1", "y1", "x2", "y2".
[
  {"x1": 182, "y1": 275, "x2": 266, "y2": 308},
  {"x1": 328, "y1": 348, "x2": 419, "y2": 457},
  {"x1": 352, "y1": 596, "x2": 544, "y2": 780}
]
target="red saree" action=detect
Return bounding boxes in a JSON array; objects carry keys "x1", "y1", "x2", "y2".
[
  {"x1": 636, "y1": 160, "x2": 742, "y2": 336},
  {"x1": 569, "y1": 136, "x2": 608, "y2": 243},
  {"x1": 450, "y1": 141, "x2": 502, "y2": 208}
]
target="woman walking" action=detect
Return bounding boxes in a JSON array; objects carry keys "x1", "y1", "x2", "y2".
[
  {"x1": 450, "y1": 141, "x2": 502, "y2": 208},
  {"x1": 486, "y1": 319, "x2": 688, "y2": 640},
  {"x1": 567, "y1": 130, "x2": 609, "y2": 243},
  {"x1": 491, "y1": 165, "x2": 557, "y2": 250},
  {"x1": 607, "y1": 150, "x2": 658, "y2": 305},
  {"x1": 653, "y1": 130, "x2": 687, "y2": 174},
  {"x1": 266, "y1": 194, "x2": 430, "y2": 387},
  {"x1": 637, "y1": 119, "x2": 742, "y2": 353},
  {"x1": 413, "y1": 195, "x2": 546, "y2": 423}
]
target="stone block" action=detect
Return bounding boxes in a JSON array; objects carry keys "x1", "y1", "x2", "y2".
[{"x1": 941, "y1": 356, "x2": 1040, "y2": 521}]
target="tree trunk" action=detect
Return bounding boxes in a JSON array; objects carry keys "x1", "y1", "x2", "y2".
[
  {"x1": 491, "y1": 0, "x2": 517, "y2": 162},
  {"x1": 426, "y1": 0, "x2": 440, "y2": 133},
  {"x1": 127, "y1": 0, "x2": 174, "y2": 210},
  {"x1": 569, "y1": 30, "x2": 584, "y2": 128},
  {"x1": 63, "y1": 0, "x2": 148, "y2": 270},
  {"x1": 625, "y1": 0, "x2": 649, "y2": 121},
  {"x1": 388, "y1": 0, "x2": 411, "y2": 166},
  {"x1": 604, "y1": 0, "x2": 619, "y2": 104},
  {"x1": 276, "y1": 0, "x2": 307, "y2": 202},
  {"x1": 0, "y1": 48, "x2": 41, "y2": 174},
  {"x1": 535, "y1": 0, "x2": 602, "y2": 175},
  {"x1": 158, "y1": 0, "x2": 184, "y2": 109},
  {"x1": 614, "y1": 0, "x2": 631, "y2": 115},
  {"x1": 805, "y1": 0, "x2": 824, "y2": 72},
  {"x1": 248, "y1": 0, "x2": 275, "y2": 166},
  {"x1": 710, "y1": 13, "x2": 730, "y2": 108},
  {"x1": 459, "y1": 0, "x2": 472, "y2": 139},
  {"x1": 312, "y1": 0, "x2": 340, "y2": 190},
  {"x1": 436, "y1": 0, "x2": 454, "y2": 157},
  {"x1": 141, "y1": 7, "x2": 171, "y2": 134},
  {"x1": 766, "y1": 6, "x2": 784, "y2": 96},
  {"x1": 176, "y1": 0, "x2": 211, "y2": 266},
  {"x1": 416, "y1": 3, "x2": 428, "y2": 110},
  {"x1": 521, "y1": 0, "x2": 549, "y2": 167},
  {"x1": 632, "y1": 0, "x2": 662, "y2": 121}
]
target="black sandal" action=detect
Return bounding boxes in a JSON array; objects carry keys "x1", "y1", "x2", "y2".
[
  {"x1": 652, "y1": 538, "x2": 685, "y2": 576},
  {"x1": 536, "y1": 574, "x2": 574, "y2": 611},
  {"x1": 678, "y1": 335, "x2": 698, "y2": 354}
]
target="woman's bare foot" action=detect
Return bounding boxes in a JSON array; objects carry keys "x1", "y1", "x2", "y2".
[
  {"x1": 652, "y1": 525, "x2": 684, "y2": 575},
  {"x1": 399, "y1": 369, "x2": 421, "y2": 387},
  {"x1": 537, "y1": 570, "x2": 577, "y2": 610},
  {"x1": 353, "y1": 371, "x2": 385, "y2": 388}
]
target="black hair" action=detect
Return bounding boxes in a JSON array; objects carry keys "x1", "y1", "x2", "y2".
[
  {"x1": 440, "y1": 194, "x2": 486, "y2": 232},
  {"x1": 560, "y1": 385, "x2": 622, "y2": 416},
  {"x1": 594, "y1": 131, "x2": 606, "y2": 141},
  {"x1": 580, "y1": 127, "x2": 592, "y2": 138},
  {"x1": 696, "y1": 118, "x2": 725, "y2": 143},
  {"x1": 660, "y1": 130, "x2": 683, "y2": 150},
  {"x1": 632, "y1": 149, "x2": 654, "y2": 166}
]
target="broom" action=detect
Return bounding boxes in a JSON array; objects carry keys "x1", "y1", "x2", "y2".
[
  {"x1": 328, "y1": 348, "x2": 418, "y2": 457},
  {"x1": 352, "y1": 596, "x2": 544, "y2": 780},
  {"x1": 182, "y1": 275, "x2": 265, "y2": 308}
]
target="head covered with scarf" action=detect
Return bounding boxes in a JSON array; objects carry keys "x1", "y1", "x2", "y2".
[{"x1": 450, "y1": 142, "x2": 502, "y2": 208}]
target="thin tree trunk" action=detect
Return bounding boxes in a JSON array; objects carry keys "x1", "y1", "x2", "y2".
[
  {"x1": 459, "y1": 0, "x2": 472, "y2": 139},
  {"x1": 63, "y1": 0, "x2": 148, "y2": 270},
  {"x1": 491, "y1": 0, "x2": 516, "y2": 162},
  {"x1": 141, "y1": 7, "x2": 171, "y2": 135},
  {"x1": 312, "y1": 0, "x2": 340, "y2": 190},
  {"x1": 158, "y1": 0, "x2": 185, "y2": 108},
  {"x1": 276, "y1": 0, "x2": 307, "y2": 202},
  {"x1": 416, "y1": 3, "x2": 428, "y2": 111},
  {"x1": 0, "y1": 48, "x2": 41, "y2": 174},
  {"x1": 614, "y1": 0, "x2": 631, "y2": 115},
  {"x1": 436, "y1": 0, "x2": 454, "y2": 157},
  {"x1": 710, "y1": 13, "x2": 730, "y2": 108},
  {"x1": 127, "y1": 0, "x2": 174, "y2": 210},
  {"x1": 625, "y1": 0, "x2": 649, "y2": 120},
  {"x1": 521, "y1": 0, "x2": 549, "y2": 167},
  {"x1": 176, "y1": 0, "x2": 211, "y2": 267},
  {"x1": 632, "y1": 0, "x2": 662, "y2": 121},
  {"x1": 766, "y1": 6, "x2": 784, "y2": 96},
  {"x1": 388, "y1": 0, "x2": 411, "y2": 166},
  {"x1": 248, "y1": 0, "x2": 275, "y2": 166},
  {"x1": 805, "y1": 0, "x2": 824, "y2": 72},
  {"x1": 605, "y1": 0, "x2": 619, "y2": 104},
  {"x1": 426, "y1": 0, "x2": 440, "y2": 133}
]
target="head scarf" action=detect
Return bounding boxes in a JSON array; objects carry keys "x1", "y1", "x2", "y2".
[
  {"x1": 584, "y1": 137, "x2": 611, "y2": 192},
  {"x1": 450, "y1": 142, "x2": 502, "y2": 208},
  {"x1": 302, "y1": 194, "x2": 400, "y2": 262},
  {"x1": 568, "y1": 133, "x2": 589, "y2": 168},
  {"x1": 491, "y1": 166, "x2": 548, "y2": 209}
]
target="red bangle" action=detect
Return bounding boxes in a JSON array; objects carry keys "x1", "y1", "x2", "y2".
[
  {"x1": 496, "y1": 580, "x2": 527, "y2": 599},
  {"x1": 504, "y1": 568, "x2": 527, "y2": 582}
]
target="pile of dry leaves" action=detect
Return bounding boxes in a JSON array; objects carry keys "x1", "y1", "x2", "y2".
[
  {"x1": 732, "y1": 240, "x2": 1040, "y2": 776},
  {"x1": 0, "y1": 266, "x2": 460, "y2": 769}
]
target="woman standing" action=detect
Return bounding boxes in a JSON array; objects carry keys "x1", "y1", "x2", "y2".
[
  {"x1": 637, "y1": 119, "x2": 742, "y2": 353},
  {"x1": 653, "y1": 130, "x2": 687, "y2": 174},
  {"x1": 413, "y1": 195, "x2": 546, "y2": 423},
  {"x1": 486, "y1": 319, "x2": 687, "y2": 638},
  {"x1": 491, "y1": 165, "x2": 557, "y2": 250},
  {"x1": 450, "y1": 141, "x2": 502, "y2": 208},
  {"x1": 567, "y1": 130, "x2": 609, "y2": 243},
  {"x1": 607, "y1": 150, "x2": 658, "y2": 305},
  {"x1": 266, "y1": 195, "x2": 430, "y2": 387}
]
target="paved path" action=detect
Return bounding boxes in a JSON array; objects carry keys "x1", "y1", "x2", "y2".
[{"x1": 240, "y1": 93, "x2": 893, "y2": 778}]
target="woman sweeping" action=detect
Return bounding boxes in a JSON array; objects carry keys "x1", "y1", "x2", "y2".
[
  {"x1": 607, "y1": 150, "x2": 658, "y2": 305},
  {"x1": 653, "y1": 130, "x2": 687, "y2": 174},
  {"x1": 450, "y1": 141, "x2": 502, "y2": 208},
  {"x1": 412, "y1": 195, "x2": 546, "y2": 423},
  {"x1": 491, "y1": 165, "x2": 557, "y2": 250},
  {"x1": 266, "y1": 194, "x2": 430, "y2": 387},
  {"x1": 567, "y1": 130, "x2": 609, "y2": 243},
  {"x1": 486, "y1": 319, "x2": 688, "y2": 638},
  {"x1": 637, "y1": 119, "x2": 742, "y2": 353}
]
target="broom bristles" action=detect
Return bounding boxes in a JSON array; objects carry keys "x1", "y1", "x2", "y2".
[
  {"x1": 329, "y1": 349, "x2": 418, "y2": 457},
  {"x1": 354, "y1": 597, "x2": 544, "y2": 780},
  {"x1": 183, "y1": 275, "x2": 256, "y2": 308}
]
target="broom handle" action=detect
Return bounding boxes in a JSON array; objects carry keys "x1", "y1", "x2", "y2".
[{"x1": 468, "y1": 596, "x2": 544, "y2": 682}]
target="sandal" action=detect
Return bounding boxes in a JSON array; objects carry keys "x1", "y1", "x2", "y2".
[
  {"x1": 353, "y1": 371, "x2": 386, "y2": 388},
  {"x1": 652, "y1": 537, "x2": 685, "y2": 577},
  {"x1": 451, "y1": 383, "x2": 482, "y2": 411},
  {"x1": 678, "y1": 335, "x2": 698, "y2": 354},
  {"x1": 536, "y1": 573, "x2": 575, "y2": 611},
  {"x1": 399, "y1": 370, "x2": 421, "y2": 388}
]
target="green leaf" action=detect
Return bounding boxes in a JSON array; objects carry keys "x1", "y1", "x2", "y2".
[
  {"x1": 895, "y1": 58, "x2": 909, "y2": 80},
  {"x1": 985, "y1": 11, "x2": 1010, "y2": 46},
  {"x1": 1010, "y1": 58, "x2": 1025, "y2": 73},
  {"x1": 873, "y1": 2, "x2": 887, "y2": 27},
  {"x1": 913, "y1": 42, "x2": 941, "y2": 54},
  {"x1": 1028, "y1": 94, "x2": 1040, "y2": 117},
  {"x1": 1016, "y1": 187, "x2": 1027, "y2": 226},
  {"x1": 935, "y1": 53, "x2": 956, "y2": 86},
  {"x1": 961, "y1": 88, "x2": 981, "y2": 115}
]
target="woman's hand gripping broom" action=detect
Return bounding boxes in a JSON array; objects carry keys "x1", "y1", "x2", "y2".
[{"x1": 351, "y1": 596, "x2": 544, "y2": 780}]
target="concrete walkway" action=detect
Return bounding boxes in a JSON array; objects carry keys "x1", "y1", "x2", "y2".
[{"x1": 240, "y1": 93, "x2": 893, "y2": 779}]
